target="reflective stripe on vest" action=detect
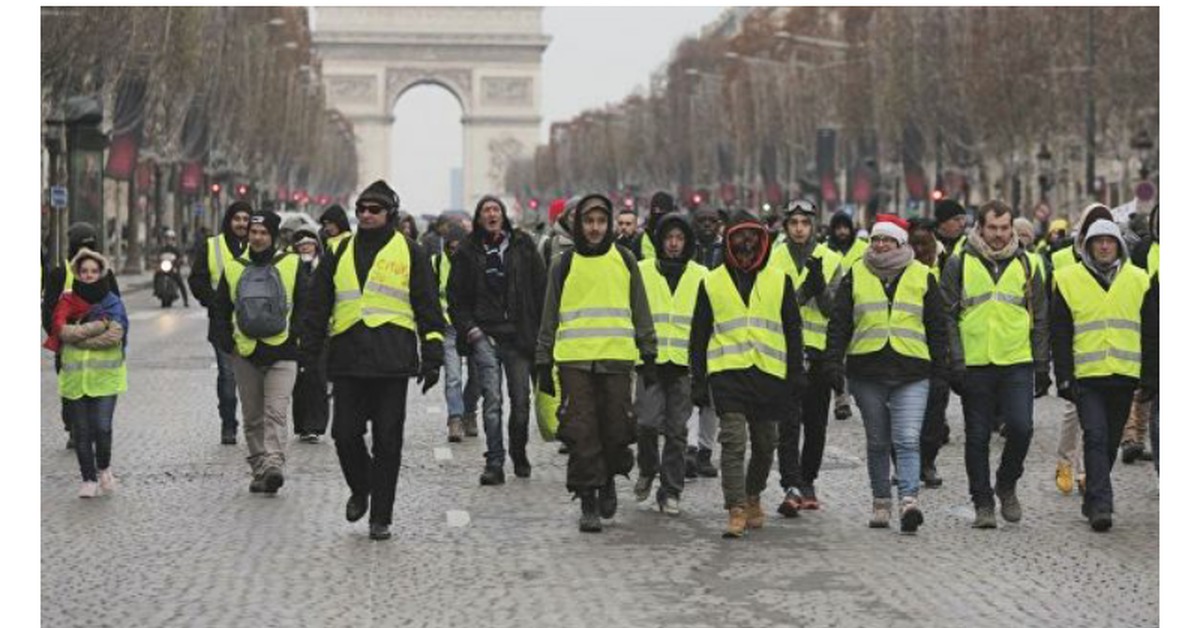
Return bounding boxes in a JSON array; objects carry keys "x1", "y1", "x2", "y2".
[
  {"x1": 207, "y1": 236, "x2": 238, "y2": 291},
  {"x1": 555, "y1": 246, "x2": 638, "y2": 362},
  {"x1": 225, "y1": 252, "x2": 299, "y2": 357},
  {"x1": 58, "y1": 343, "x2": 127, "y2": 400},
  {"x1": 848, "y1": 260, "x2": 931, "y2": 360},
  {"x1": 703, "y1": 264, "x2": 788, "y2": 379},
  {"x1": 1148, "y1": 242, "x2": 1159, "y2": 279},
  {"x1": 331, "y1": 234, "x2": 422, "y2": 338},
  {"x1": 959, "y1": 254, "x2": 1032, "y2": 366},
  {"x1": 766, "y1": 242, "x2": 841, "y2": 350},
  {"x1": 1056, "y1": 262, "x2": 1149, "y2": 379},
  {"x1": 638, "y1": 258, "x2": 705, "y2": 366}
]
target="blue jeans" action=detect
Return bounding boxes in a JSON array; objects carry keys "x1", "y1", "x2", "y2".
[
  {"x1": 961, "y1": 364, "x2": 1034, "y2": 506},
  {"x1": 443, "y1": 328, "x2": 480, "y2": 418},
  {"x1": 473, "y1": 335, "x2": 532, "y2": 468},
  {"x1": 65, "y1": 395, "x2": 117, "y2": 482},
  {"x1": 849, "y1": 377, "x2": 929, "y2": 499},
  {"x1": 213, "y1": 343, "x2": 238, "y2": 432}
]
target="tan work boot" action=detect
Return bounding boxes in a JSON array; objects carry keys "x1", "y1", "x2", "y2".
[
  {"x1": 1055, "y1": 461, "x2": 1074, "y2": 495},
  {"x1": 462, "y1": 411, "x2": 479, "y2": 437},
  {"x1": 447, "y1": 417, "x2": 464, "y2": 443},
  {"x1": 869, "y1": 498, "x2": 892, "y2": 528},
  {"x1": 746, "y1": 495, "x2": 765, "y2": 529},
  {"x1": 723, "y1": 506, "x2": 748, "y2": 538}
]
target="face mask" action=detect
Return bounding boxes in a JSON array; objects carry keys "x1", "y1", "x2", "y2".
[{"x1": 300, "y1": 252, "x2": 315, "y2": 263}]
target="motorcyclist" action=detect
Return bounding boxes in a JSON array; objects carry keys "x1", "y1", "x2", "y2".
[{"x1": 157, "y1": 229, "x2": 189, "y2": 307}]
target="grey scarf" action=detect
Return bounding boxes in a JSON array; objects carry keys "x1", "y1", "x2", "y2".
[
  {"x1": 863, "y1": 246, "x2": 914, "y2": 281},
  {"x1": 967, "y1": 228, "x2": 1019, "y2": 262}
]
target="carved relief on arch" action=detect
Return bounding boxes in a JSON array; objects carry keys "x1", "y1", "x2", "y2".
[
  {"x1": 386, "y1": 67, "x2": 472, "y2": 111},
  {"x1": 327, "y1": 75, "x2": 378, "y2": 101},
  {"x1": 487, "y1": 135, "x2": 526, "y2": 188}
]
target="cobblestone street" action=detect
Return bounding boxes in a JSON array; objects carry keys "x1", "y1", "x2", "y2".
[{"x1": 41, "y1": 289, "x2": 1160, "y2": 627}]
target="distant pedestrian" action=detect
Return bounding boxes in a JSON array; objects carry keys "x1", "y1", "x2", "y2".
[
  {"x1": 290, "y1": 227, "x2": 329, "y2": 443},
  {"x1": 45, "y1": 249, "x2": 129, "y2": 498},
  {"x1": 434, "y1": 223, "x2": 481, "y2": 442},
  {"x1": 633, "y1": 192, "x2": 676, "y2": 261},
  {"x1": 320, "y1": 204, "x2": 352, "y2": 250}
]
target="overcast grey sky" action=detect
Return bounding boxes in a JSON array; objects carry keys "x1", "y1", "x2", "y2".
[{"x1": 389, "y1": 6, "x2": 725, "y2": 214}]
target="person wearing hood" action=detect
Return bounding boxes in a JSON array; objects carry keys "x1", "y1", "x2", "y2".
[
  {"x1": 1121, "y1": 205, "x2": 1160, "y2": 466},
  {"x1": 934, "y1": 199, "x2": 968, "y2": 268},
  {"x1": 397, "y1": 212, "x2": 419, "y2": 241},
  {"x1": 631, "y1": 213, "x2": 707, "y2": 516},
  {"x1": 540, "y1": 196, "x2": 575, "y2": 269},
  {"x1": 1051, "y1": 219, "x2": 1157, "y2": 532},
  {"x1": 689, "y1": 211, "x2": 806, "y2": 538},
  {"x1": 824, "y1": 211, "x2": 865, "y2": 424},
  {"x1": 319, "y1": 204, "x2": 352, "y2": 250},
  {"x1": 289, "y1": 227, "x2": 329, "y2": 443},
  {"x1": 826, "y1": 216, "x2": 949, "y2": 533},
  {"x1": 435, "y1": 222, "x2": 481, "y2": 442},
  {"x1": 765, "y1": 200, "x2": 844, "y2": 515},
  {"x1": 685, "y1": 205, "x2": 726, "y2": 478},
  {"x1": 940, "y1": 200, "x2": 1050, "y2": 528},
  {"x1": 189, "y1": 201, "x2": 252, "y2": 445},
  {"x1": 42, "y1": 221, "x2": 122, "y2": 449},
  {"x1": 634, "y1": 191, "x2": 677, "y2": 261},
  {"x1": 211, "y1": 210, "x2": 308, "y2": 496},
  {"x1": 908, "y1": 217, "x2": 952, "y2": 487},
  {"x1": 535, "y1": 193, "x2": 656, "y2": 532},
  {"x1": 301, "y1": 180, "x2": 445, "y2": 540},
  {"x1": 45, "y1": 248, "x2": 129, "y2": 498},
  {"x1": 447, "y1": 195, "x2": 547, "y2": 485},
  {"x1": 1048, "y1": 202, "x2": 1114, "y2": 495}
]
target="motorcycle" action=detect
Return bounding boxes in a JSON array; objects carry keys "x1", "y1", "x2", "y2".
[{"x1": 153, "y1": 251, "x2": 180, "y2": 308}]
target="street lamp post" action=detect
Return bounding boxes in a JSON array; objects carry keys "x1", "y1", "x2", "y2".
[
  {"x1": 44, "y1": 119, "x2": 65, "y2": 266},
  {"x1": 1130, "y1": 129, "x2": 1154, "y2": 180}
]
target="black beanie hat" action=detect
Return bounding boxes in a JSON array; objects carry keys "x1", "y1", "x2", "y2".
[
  {"x1": 319, "y1": 204, "x2": 351, "y2": 232},
  {"x1": 357, "y1": 180, "x2": 400, "y2": 213},
  {"x1": 66, "y1": 222, "x2": 98, "y2": 257},
  {"x1": 934, "y1": 199, "x2": 966, "y2": 224},
  {"x1": 249, "y1": 210, "x2": 281, "y2": 243},
  {"x1": 650, "y1": 191, "x2": 676, "y2": 215}
]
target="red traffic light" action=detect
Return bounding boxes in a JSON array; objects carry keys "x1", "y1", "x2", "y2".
[
  {"x1": 210, "y1": 183, "x2": 222, "y2": 195},
  {"x1": 691, "y1": 193, "x2": 702, "y2": 207},
  {"x1": 623, "y1": 197, "x2": 634, "y2": 208},
  {"x1": 931, "y1": 189, "x2": 945, "y2": 201},
  {"x1": 528, "y1": 198, "x2": 539, "y2": 210},
  {"x1": 235, "y1": 184, "x2": 249, "y2": 198}
]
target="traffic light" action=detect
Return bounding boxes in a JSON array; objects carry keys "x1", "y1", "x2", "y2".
[
  {"x1": 235, "y1": 184, "x2": 249, "y2": 198},
  {"x1": 527, "y1": 198, "x2": 539, "y2": 210},
  {"x1": 931, "y1": 188, "x2": 944, "y2": 202},
  {"x1": 210, "y1": 182, "x2": 222, "y2": 196},
  {"x1": 690, "y1": 193, "x2": 702, "y2": 208},
  {"x1": 623, "y1": 197, "x2": 634, "y2": 209}
]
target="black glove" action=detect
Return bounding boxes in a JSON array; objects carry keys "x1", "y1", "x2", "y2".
[
  {"x1": 947, "y1": 369, "x2": 966, "y2": 398},
  {"x1": 1034, "y1": 371, "x2": 1052, "y2": 399},
  {"x1": 637, "y1": 362, "x2": 660, "y2": 390},
  {"x1": 537, "y1": 364, "x2": 556, "y2": 397},
  {"x1": 820, "y1": 360, "x2": 844, "y2": 393},
  {"x1": 801, "y1": 256, "x2": 826, "y2": 299},
  {"x1": 1057, "y1": 382, "x2": 1075, "y2": 404},
  {"x1": 691, "y1": 379, "x2": 710, "y2": 408},
  {"x1": 417, "y1": 366, "x2": 440, "y2": 394}
]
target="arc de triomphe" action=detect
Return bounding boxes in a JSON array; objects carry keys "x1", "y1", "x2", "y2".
[{"x1": 312, "y1": 6, "x2": 549, "y2": 208}]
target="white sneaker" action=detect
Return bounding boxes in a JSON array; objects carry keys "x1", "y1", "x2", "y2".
[
  {"x1": 98, "y1": 469, "x2": 115, "y2": 494},
  {"x1": 659, "y1": 495, "x2": 681, "y2": 516},
  {"x1": 78, "y1": 481, "x2": 98, "y2": 498}
]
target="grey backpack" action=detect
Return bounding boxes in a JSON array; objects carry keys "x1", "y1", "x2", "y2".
[{"x1": 234, "y1": 260, "x2": 288, "y2": 338}]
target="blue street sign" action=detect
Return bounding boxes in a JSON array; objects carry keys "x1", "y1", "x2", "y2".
[{"x1": 50, "y1": 186, "x2": 67, "y2": 209}]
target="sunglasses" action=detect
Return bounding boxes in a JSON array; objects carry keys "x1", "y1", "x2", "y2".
[{"x1": 356, "y1": 204, "x2": 387, "y2": 215}]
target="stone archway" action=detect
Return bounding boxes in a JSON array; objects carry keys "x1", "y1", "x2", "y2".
[{"x1": 312, "y1": 6, "x2": 549, "y2": 208}]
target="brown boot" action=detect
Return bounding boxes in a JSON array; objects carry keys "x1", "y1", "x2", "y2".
[
  {"x1": 447, "y1": 417, "x2": 464, "y2": 443},
  {"x1": 723, "y1": 506, "x2": 747, "y2": 538},
  {"x1": 746, "y1": 495, "x2": 765, "y2": 529}
]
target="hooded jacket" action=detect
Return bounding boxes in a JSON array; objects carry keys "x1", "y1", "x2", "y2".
[
  {"x1": 189, "y1": 202, "x2": 251, "y2": 309},
  {"x1": 633, "y1": 192, "x2": 677, "y2": 261},
  {"x1": 301, "y1": 181, "x2": 445, "y2": 379},
  {"x1": 1051, "y1": 220, "x2": 1158, "y2": 390},
  {"x1": 650, "y1": 213, "x2": 697, "y2": 292},
  {"x1": 446, "y1": 195, "x2": 547, "y2": 357},
  {"x1": 691, "y1": 206, "x2": 725, "y2": 269},
  {"x1": 826, "y1": 212, "x2": 859, "y2": 256},
  {"x1": 42, "y1": 222, "x2": 121, "y2": 335},
  {"x1": 1130, "y1": 205, "x2": 1159, "y2": 272},
  {"x1": 688, "y1": 211, "x2": 806, "y2": 416},
  {"x1": 536, "y1": 193, "x2": 656, "y2": 372},
  {"x1": 319, "y1": 205, "x2": 351, "y2": 237}
]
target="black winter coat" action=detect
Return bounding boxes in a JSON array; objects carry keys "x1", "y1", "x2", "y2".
[{"x1": 447, "y1": 228, "x2": 546, "y2": 358}]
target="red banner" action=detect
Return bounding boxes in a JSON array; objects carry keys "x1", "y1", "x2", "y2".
[{"x1": 104, "y1": 133, "x2": 139, "y2": 180}]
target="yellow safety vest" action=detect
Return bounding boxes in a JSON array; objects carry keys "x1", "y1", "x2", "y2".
[
  {"x1": 639, "y1": 258, "x2": 705, "y2": 366},
  {"x1": 63, "y1": 257, "x2": 75, "y2": 292},
  {"x1": 207, "y1": 235, "x2": 239, "y2": 290},
  {"x1": 848, "y1": 260, "x2": 931, "y2": 360},
  {"x1": 330, "y1": 234, "x2": 443, "y2": 343},
  {"x1": 555, "y1": 247, "x2": 639, "y2": 362},
  {"x1": 1052, "y1": 246, "x2": 1077, "y2": 272},
  {"x1": 59, "y1": 341, "x2": 127, "y2": 400},
  {"x1": 1148, "y1": 242, "x2": 1159, "y2": 279},
  {"x1": 838, "y1": 238, "x2": 868, "y2": 272},
  {"x1": 326, "y1": 231, "x2": 351, "y2": 250},
  {"x1": 224, "y1": 252, "x2": 300, "y2": 358},
  {"x1": 640, "y1": 232, "x2": 656, "y2": 260},
  {"x1": 766, "y1": 242, "x2": 841, "y2": 351},
  {"x1": 1028, "y1": 250, "x2": 1046, "y2": 283},
  {"x1": 959, "y1": 253, "x2": 1033, "y2": 366},
  {"x1": 433, "y1": 252, "x2": 452, "y2": 324},
  {"x1": 1056, "y1": 262, "x2": 1149, "y2": 380},
  {"x1": 704, "y1": 264, "x2": 789, "y2": 379}
]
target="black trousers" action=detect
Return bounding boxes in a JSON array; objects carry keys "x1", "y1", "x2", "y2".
[
  {"x1": 921, "y1": 377, "x2": 951, "y2": 466},
  {"x1": 293, "y1": 348, "x2": 330, "y2": 435},
  {"x1": 558, "y1": 368, "x2": 636, "y2": 492},
  {"x1": 1076, "y1": 380, "x2": 1138, "y2": 515},
  {"x1": 777, "y1": 371, "x2": 833, "y2": 489},
  {"x1": 332, "y1": 377, "x2": 409, "y2": 526}
]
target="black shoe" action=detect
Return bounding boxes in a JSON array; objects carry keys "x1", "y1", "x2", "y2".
[
  {"x1": 578, "y1": 490, "x2": 602, "y2": 533},
  {"x1": 262, "y1": 466, "x2": 284, "y2": 494},
  {"x1": 696, "y1": 448, "x2": 719, "y2": 478},
  {"x1": 221, "y1": 430, "x2": 237, "y2": 445},
  {"x1": 921, "y1": 463, "x2": 943, "y2": 488},
  {"x1": 346, "y1": 494, "x2": 368, "y2": 522},
  {"x1": 480, "y1": 466, "x2": 506, "y2": 486},
  {"x1": 685, "y1": 446, "x2": 699, "y2": 479},
  {"x1": 1089, "y1": 511, "x2": 1113, "y2": 532},
  {"x1": 249, "y1": 474, "x2": 267, "y2": 493},
  {"x1": 512, "y1": 451, "x2": 532, "y2": 478},
  {"x1": 1120, "y1": 442, "x2": 1144, "y2": 464},
  {"x1": 834, "y1": 404, "x2": 852, "y2": 421},
  {"x1": 598, "y1": 477, "x2": 618, "y2": 519},
  {"x1": 66, "y1": 432, "x2": 75, "y2": 450},
  {"x1": 369, "y1": 523, "x2": 392, "y2": 540}
]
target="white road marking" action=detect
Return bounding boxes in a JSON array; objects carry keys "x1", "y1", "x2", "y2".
[
  {"x1": 433, "y1": 447, "x2": 453, "y2": 461},
  {"x1": 446, "y1": 510, "x2": 471, "y2": 527}
]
